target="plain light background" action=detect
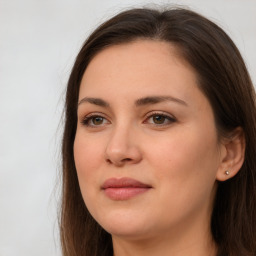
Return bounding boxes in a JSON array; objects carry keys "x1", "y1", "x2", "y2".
[{"x1": 0, "y1": 0, "x2": 255, "y2": 255}]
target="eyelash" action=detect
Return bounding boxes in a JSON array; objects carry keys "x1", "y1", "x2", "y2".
[
  {"x1": 81, "y1": 112, "x2": 176, "y2": 128},
  {"x1": 81, "y1": 113, "x2": 109, "y2": 127},
  {"x1": 144, "y1": 111, "x2": 176, "y2": 126}
]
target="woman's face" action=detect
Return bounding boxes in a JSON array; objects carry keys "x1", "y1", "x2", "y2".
[{"x1": 74, "y1": 40, "x2": 225, "y2": 241}]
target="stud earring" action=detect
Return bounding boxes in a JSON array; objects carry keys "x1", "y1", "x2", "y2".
[{"x1": 225, "y1": 170, "x2": 230, "y2": 175}]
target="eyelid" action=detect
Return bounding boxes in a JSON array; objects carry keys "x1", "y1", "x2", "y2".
[
  {"x1": 80, "y1": 112, "x2": 111, "y2": 127},
  {"x1": 143, "y1": 111, "x2": 177, "y2": 125}
]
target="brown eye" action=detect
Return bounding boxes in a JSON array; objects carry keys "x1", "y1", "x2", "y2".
[
  {"x1": 152, "y1": 115, "x2": 166, "y2": 124},
  {"x1": 82, "y1": 115, "x2": 109, "y2": 127},
  {"x1": 145, "y1": 113, "x2": 176, "y2": 126},
  {"x1": 92, "y1": 116, "x2": 104, "y2": 125}
]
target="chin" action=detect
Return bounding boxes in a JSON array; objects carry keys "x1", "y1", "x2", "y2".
[{"x1": 96, "y1": 211, "x2": 151, "y2": 239}]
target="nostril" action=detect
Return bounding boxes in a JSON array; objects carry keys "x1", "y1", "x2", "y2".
[
  {"x1": 105, "y1": 157, "x2": 132, "y2": 165},
  {"x1": 106, "y1": 159, "x2": 112, "y2": 164},
  {"x1": 122, "y1": 158, "x2": 132, "y2": 162}
]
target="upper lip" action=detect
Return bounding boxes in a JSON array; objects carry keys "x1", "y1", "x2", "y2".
[{"x1": 101, "y1": 177, "x2": 152, "y2": 189}]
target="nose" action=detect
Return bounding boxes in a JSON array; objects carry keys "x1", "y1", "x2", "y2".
[{"x1": 105, "y1": 125, "x2": 142, "y2": 167}]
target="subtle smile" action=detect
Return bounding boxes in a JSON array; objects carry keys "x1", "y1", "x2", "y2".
[{"x1": 101, "y1": 177, "x2": 152, "y2": 200}]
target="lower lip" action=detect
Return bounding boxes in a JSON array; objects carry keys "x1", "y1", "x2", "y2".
[{"x1": 103, "y1": 187, "x2": 151, "y2": 200}]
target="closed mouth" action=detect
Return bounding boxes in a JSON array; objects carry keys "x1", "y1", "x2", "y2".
[{"x1": 101, "y1": 177, "x2": 152, "y2": 200}]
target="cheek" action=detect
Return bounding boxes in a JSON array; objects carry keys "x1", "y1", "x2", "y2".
[
  {"x1": 145, "y1": 129, "x2": 219, "y2": 222},
  {"x1": 145, "y1": 125, "x2": 220, "y2": 195},
  {"x1": 74, "y1": 133, "x2": 103, "y2": 171},
  {"x1": 73, "y1": 133, "x2": 106, "y2": 215},
  {"x1": 73, "y1": 133, "x2": 105, "y2": 194}
]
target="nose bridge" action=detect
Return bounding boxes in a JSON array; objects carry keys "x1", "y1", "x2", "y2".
[{"x1": 105, "y1": 120, "x2": 141, "y2": 165}]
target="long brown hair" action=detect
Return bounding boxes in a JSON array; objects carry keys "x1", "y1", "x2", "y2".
[{"x1": 60, "y1": 7, "x2": 256, "y2": 256}]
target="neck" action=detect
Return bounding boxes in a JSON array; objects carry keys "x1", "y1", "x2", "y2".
[
  {"x1": 112, "y1": 231, "x2": 217, "y2": 256},
  {"x1": 112, "y1": 209, "x2": 217, "y2": 256}
]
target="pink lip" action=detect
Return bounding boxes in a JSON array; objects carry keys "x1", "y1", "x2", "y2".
[{"x1": 101, "y1": 177, "x2": 152, "y2": 200}]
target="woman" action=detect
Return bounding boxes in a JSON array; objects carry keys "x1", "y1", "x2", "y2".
[{"x1": 60, "y1": 7, "x2": 256, "y2": 256}]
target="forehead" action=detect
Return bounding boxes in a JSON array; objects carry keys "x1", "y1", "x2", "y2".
[
  {"x1": 87, "y1": 39, "x2": 183, "y2": 68},
  {"x1": 80, "y1": 40, "x2": 199, "y2": 99}
]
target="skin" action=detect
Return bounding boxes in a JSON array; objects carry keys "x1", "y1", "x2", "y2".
[{"x1": 73, "y1": 40, "x2": 244, "y2": 256}]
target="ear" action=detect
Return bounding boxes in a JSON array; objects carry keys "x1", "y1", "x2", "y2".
[{"x1": 216, "y1": 127, "x2": 245, "y2": 182}]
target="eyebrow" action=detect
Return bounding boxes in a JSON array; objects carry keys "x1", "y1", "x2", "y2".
[
  {"x1": 135, "y1": 96, "x2": 188, "y2": 107},
  {"x1": 77, "y1": 96, "x2": 187, "y2": 108},
  {"x1": 78, "y1": 97, "x2": 110, "y2": 107}
]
